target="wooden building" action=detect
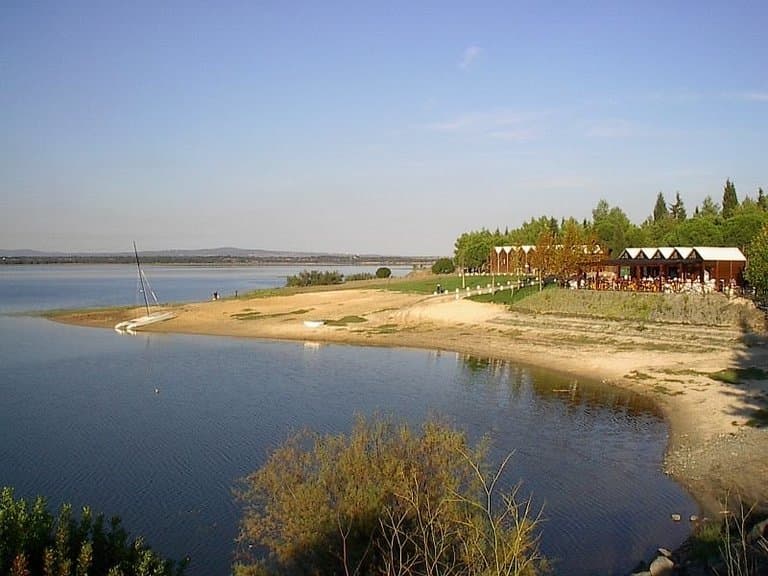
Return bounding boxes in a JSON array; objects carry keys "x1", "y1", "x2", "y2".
[
  {"x1": 610, "y1": 246, "x2": 747, "y2": 289},
  {"x1": 488, "y1": 245, "x2": 537, "y2": 274},
  {"x1": 489, "y1": 244, "x2": 603, "y2": 275}
]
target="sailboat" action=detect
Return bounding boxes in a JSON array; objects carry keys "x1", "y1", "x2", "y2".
[{"x1": 114, "y1": 242, "x2": 175, "y2": 334}]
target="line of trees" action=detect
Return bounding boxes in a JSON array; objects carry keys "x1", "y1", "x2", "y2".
[
  {"x1": 454, "y1": 180, "x2": 768, "y2": 278},
  {"x1": 285, "y1": 269, "x2": 344, "y2": 287}
]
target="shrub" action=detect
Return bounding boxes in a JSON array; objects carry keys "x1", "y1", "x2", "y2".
[
  {"x1": 375, "y1": 267, "x2": 392, "y2": 278},
  {"x1": 0, "y1": 487, "x2": 186, "y2": 576},
  {"x1": 235, "y1": 416, "x2": 545, "y2": 576},
  {"x1": 285, "y1": 270, "x2": 344, "y2": 287},
  {"x1": 432, "y1": 258, "x2": 456, "y2": 274},
  {"x1": 346, "y1": 272, "x2": 375, "y2": 282}
]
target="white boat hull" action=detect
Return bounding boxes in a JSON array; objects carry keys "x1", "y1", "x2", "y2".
[{"x1": 115, "y1": 311, "x2": 175, "y2": 334}]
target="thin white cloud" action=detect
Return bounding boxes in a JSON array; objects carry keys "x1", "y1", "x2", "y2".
[
  {"x1": 424, "y1": 109, "x2": 541, "y2": 143},
  {"x1": 426, "y1": 110, "x2": 523, "y2": 133},
  {"x1": 735, "y1": 91, "x2": 768, "y2": 102},
  {"x1": 489, "y1": 129, "x2": 538, "y2": 143},
  {"x1": 427, "y1": 115, "x2": 474, "y2": 132},
  {"x1": 586, "y1": 118, "x2": 635, "y2": 139},
  {"x1": 458, "y1": 45, "x2": 482, "y2": 70}
]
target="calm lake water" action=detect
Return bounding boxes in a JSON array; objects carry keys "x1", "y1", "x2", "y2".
[{"x1": 0, "y1": 265, "x2": 697, "y2": 575}]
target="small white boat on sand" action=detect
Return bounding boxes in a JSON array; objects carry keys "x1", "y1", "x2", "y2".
[
  {"x1": 114, "y1": 242, "x2": 175, "y2": 334},
  {"x1": 115, "y1": 311, "x2": 175, "y2": 334},
  {"x1": 303, "y1": 320, "x2": 325, "y2": 328}
]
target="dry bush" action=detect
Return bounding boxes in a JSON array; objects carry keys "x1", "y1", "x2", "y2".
[{"x1": 235, "y1": 416, "x2": 546, "y2": 576}]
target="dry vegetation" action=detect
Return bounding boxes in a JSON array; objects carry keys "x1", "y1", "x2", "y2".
[
  {"x1": 508, "y1": 289, "x2": 765, "y2": 330},
  {"x1": 235, "y1": 416, "x2": 546, "y2": 576}
]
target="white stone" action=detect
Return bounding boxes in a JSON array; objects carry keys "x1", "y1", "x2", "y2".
[{"x1": 649, "y1": 555, "x2": 674, "y2": 576}]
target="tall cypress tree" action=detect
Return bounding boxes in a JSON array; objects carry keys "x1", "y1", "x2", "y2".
[
  {"x1": 722, "y1": 179, "x2": 739, "y2": 219},
  {"x1": 758, "y1": 187, "x2": 767, "y2": 211},
  {"x1": 670, "y1": 192, "x2": 687, "y2": 220},
  {"x1": 653, "y1": 192, "x2": 668, "y2": 221}
]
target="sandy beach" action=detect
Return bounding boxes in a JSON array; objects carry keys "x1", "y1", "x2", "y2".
[{"x1": 55, "y1": 288, "x2": 768, "y2": 516}]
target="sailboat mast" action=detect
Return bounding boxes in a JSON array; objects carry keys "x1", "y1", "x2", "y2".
[{"x1": 133, "y1": 241, "x2": 151, "y2": 316}]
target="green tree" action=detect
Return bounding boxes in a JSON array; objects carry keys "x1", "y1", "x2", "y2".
[
  {"x1": 431, "y1": 258, "x2": 455, "y2": 274},
  {"x1": 695, "y1": 195, "x2": 721, "y2": 220},
  {"x1": 375, "y1": 267, "x2": 392, "y2": 278},
  {"x1": 515, "y1": 216, "x2": 556, "y2": 244},
  {"x1": 454, "y1": 230, "x2": 493, "y2": 271},
  {"x1": 653, "y1": 192, "x2": 669, "y2": 221},
  {"x1": 669, "y1": 192, "x2": 687, "y2": 220},
  {"x1": 745, "y1": 223, "x2": 768, "y2": 298},
  {"x1": 722, "y1": 179, "x2": 739, "y2": 219},
  {"x1": 758, "y1": 187, "x2": 767, "y2": 211},
  {"x1": 592, "y1": 200, "x2": 634, "y2": 257},
  {"x1": 721, "y1": 208, "x2": 768, "y2": 251},
  {"x1": 663, "y1": 218, "x2": 723, "y2": 246}
]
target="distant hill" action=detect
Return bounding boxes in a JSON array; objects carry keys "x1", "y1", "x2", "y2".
[
  {"x1": 0, "y1": 247, "x2": 440, "y2": 265},
  {"x1": 1, "y1": 247, "x2": 326, "y2": 258}
]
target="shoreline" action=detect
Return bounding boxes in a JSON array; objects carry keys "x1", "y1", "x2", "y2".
[{"x1": 51, "y1": 287, "x2": 768, "y2": 516}]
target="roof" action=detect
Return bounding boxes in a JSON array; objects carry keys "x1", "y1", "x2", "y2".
[
  {"x1": 621, "y1": 248, "x2": 642, "y2": 259},
  {"x1": 617, "y1": 246, "x2": 746, "y2": 262},
  {"x1": 654, "y1": 247, "x2": 676, "y2": 259},
  {"x1": 693, "y1": 247, "x2": 746, "y2": 262}
]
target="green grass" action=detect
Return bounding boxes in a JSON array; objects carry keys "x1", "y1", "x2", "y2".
[
  {"x1": 709, "y1": 367, "x2": 768, "y2": 384},
  {"x1": 366, "y1": 323, "x2": 399, "y2": 334},
  {"x1": 231, "y1": 311, "x2": 262, "y2": 320},
  {"x1": 468, "y1": 283, "x2": 549, "y2": 306},
  {"x1": 324, "y1": 315, "x2": 368, "y2": 326},
  {"x1": 688, "y1": 522, "x2": 723, "y2": 563},
  {"x1": 653, "y1": 384, "x2": 685, "y2": 396},
  {"x1": 370, "y1": 275, "x2": 521, "y2": 295},
  {"x1": 232, "y1": 308, "x2": 313, "y2": 320}
]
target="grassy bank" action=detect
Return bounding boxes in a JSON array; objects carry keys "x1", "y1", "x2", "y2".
[
  {"x1": 368, "y1": 274, "x2": 520, "y2": 294},
  {"x1": 476, "y1": 287, "x2": 765, "y2": 329}
]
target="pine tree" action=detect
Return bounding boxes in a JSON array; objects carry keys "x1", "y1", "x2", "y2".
[
  {"x1": 758, "y1": 187, "x2": 767, "y2": 211},
  {"x1": 697, "y1": 195, "x2": 720, "y2": 219},
  {"x1": 670, "y1": 192, "x2": 687, "y2": 220},
  {"x1": 722, "y1": 179, "x2": 739, "y2": 219},
  {"x1": 653, "y1": 192, "x2": 668, "y2": 221}
]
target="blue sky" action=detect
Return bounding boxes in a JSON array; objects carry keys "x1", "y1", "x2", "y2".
[{"x1": 1, "y1": 1, "x2": 766, "y2": 255}]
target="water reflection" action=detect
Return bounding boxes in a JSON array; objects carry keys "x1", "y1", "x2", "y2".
[{"x1": 459, "y1": 354, "x2": 662, "y2": 417}]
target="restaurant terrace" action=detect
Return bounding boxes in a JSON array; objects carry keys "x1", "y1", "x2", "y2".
[
  {"x1": 488, "y1": 245, "x2": 747, "y2": 294},
  {"x1": 603, "y1": 246, "x2": 747, "y2": 293}
]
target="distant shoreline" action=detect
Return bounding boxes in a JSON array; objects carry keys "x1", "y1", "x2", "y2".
[{"x1": 1, "y1": 256, "x2": 434, "y2": 267}]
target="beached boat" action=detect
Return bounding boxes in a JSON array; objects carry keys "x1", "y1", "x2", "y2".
[
  {"x1": 115, "y1": 242, "x2": 175, "y2": 334},
  {"x1": 303, "y1": 320, "x2": 325, "y2": 328}
]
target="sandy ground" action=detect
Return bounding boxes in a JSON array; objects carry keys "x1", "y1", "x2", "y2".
[{"x1": 55, "y1": 288, "x2": 768, "y2": 516}]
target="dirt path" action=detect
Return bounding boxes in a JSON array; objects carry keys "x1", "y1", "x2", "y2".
[{"x1": 54, "y1": 289, "x2": 768, "y2": 515}]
